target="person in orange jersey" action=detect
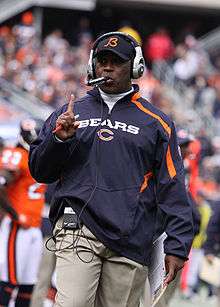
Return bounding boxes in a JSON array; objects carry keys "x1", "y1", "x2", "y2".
[{"x1": 0, "y1": 118, "x2": 46, "y2": 307}]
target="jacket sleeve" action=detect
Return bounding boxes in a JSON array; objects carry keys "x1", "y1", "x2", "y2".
[
  {"x1": 28, "y1": 111, "x2": 76, "y2": 183},
  {"x1": 155, "y1": 122, "x2": 194, "y2": 260}
]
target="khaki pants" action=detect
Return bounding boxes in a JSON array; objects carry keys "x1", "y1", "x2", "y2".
[{"x1": 54, "y1": 217, "x2": 151, "y2": 307}]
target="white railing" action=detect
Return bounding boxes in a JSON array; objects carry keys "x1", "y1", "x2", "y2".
[
  {"x1": 0, "y1": 0, "x2": 96, "y2": 23},
  {"x1": 199, "y1": 26, "x2": 220, "y2": 52},
  {"x1": 36, "y1": 0, "x2": 96, "y2": 10},
  {"x1": 0, "y1": 0, "x2": 34, "y2": 24},
  {"x1": 0, "y1": 77, "x2": 54, "y2": 120}
]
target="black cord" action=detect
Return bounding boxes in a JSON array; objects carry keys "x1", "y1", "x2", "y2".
[
  {"x1": 77, "y1": 93, "x2": 104, "y2": 222},
  {"x1": 46, "y1": 94, "x2": 104, "y2": 263},
  {"x1": 45, "y1": 223, "x2": 95, "y2": 263}
]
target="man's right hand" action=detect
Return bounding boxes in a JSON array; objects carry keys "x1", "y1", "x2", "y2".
[{"x1": 53, "y1": 94, "x2": 80, "y2": 141}]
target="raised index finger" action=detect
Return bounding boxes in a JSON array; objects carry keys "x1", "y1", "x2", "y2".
[{"x1": 67, "y1": 93, "x2": 75, "y2": 114}]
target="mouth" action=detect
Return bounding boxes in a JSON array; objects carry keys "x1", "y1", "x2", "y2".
[{"x1": 103, "y1": 77, "x2": 114, "y2": 86}]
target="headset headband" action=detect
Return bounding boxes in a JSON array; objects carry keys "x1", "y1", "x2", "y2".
[{"x1": 92, "y1": 31, "x2": 139, "y2": 51}]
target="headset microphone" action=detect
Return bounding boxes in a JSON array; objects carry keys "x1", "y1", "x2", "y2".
[{"x1": 86, "y1": 77, "x2": 110, "y2": 86}]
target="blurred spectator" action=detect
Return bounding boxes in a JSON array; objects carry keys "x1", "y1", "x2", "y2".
[
  {"x1": 183, "y1": 191, "x2": 212, "y2": 300},
  {"x1": 185, "y1": 34, "x2": 209, "y2": 74},
  {"x1": 173, "y1": 35, "x2": 209, "y2": 85},
  {"x1": 0, "y1": 136, "x2": 4, "y2": 154},
  {"x1": 144, "y1": 27, "x2": 174, "y2": 67},
  {"x1": 72, "y1": 17, "x2": 93, "y2": 46},
  {"x1": 203, "y1": 196, "x2": 220, "y2": 307},
  {"x1": 136, "y1": 71, "x2": 160, "y2": 101},
  {"x1": 44, "y1": 29, "x2": 67, "y2": 52},
  {"x1": 13, "y1": 11, "x2": 36, "y2": 47},
  {"x1": 193, "y1": 74, "x2": 216, "y2": 117},
  {"x1": 204, "y1": 198, "x2": 220, "y2": 257},
  {"x1": 212, "y1": 76, "x2": 220, "y2": 118},
  {"x1": 197, "y1": 128, "x2": 214, "y2": 162},
  {"x1": 0, "y1": 26, "x2": 13, "y2": 57},
  {"x1": 173, "y1": 43, "x2": 200, "y2": 84},
  {"x1": 118, "y1": 21, "x2": 142, "y2": 45},
  {"x1": 187, "y1": 138, "x2": 201, "y2": 199}
]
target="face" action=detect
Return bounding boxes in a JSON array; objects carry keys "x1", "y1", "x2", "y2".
[
  {"x1": 180, "y1": 142, "x2": 191, "y2": 159},
  {"x1": 94, "y1": 51, "x2": 132, "y2": 94}
]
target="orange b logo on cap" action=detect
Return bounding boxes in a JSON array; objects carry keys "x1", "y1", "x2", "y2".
[{"x1": 104, "y1": 37, "x2": 118, "y2": 48}]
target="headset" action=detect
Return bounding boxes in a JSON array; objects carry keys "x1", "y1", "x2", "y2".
[{"x1": 87, "y1": 31, "x2": 145, "y2": 81}]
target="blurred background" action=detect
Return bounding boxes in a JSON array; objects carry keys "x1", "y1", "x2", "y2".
[{"x1": 0, "y1": 0, "x2": 220, "y2": 306}]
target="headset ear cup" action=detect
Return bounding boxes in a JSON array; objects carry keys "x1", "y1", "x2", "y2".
[
  {"x1": 87, "y1": 50, "x2": 95, "y2": 80},
  {"x1": 132, "y1": 46, "x2": 145, "y2": 79},
  {"x1": 92, "y1": 58, "x2": 97, "y2": 78}
]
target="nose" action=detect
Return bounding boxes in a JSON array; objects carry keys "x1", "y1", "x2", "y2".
[{"x1": 103, "y1": 60, "x2": 114, "y2": 71}]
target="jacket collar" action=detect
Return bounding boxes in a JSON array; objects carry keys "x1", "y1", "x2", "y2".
[{"x1": 87, "y1": 84, "x2": 140, "y2": 103}]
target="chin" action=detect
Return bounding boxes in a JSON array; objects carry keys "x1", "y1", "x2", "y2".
[{"x1": 100, "y1": 85, "x2": 118, "y2": 94}]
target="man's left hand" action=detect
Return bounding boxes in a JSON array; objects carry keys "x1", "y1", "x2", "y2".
[{"x1": 164, "y1": 255, "x2": 185, "y2": 286}]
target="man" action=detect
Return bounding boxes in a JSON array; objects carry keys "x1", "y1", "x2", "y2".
[
  {"x1": 144, "y1": 27, "x2": 174, "y2": 68},
  {"x1": 29, "y1": 32, "x2": 194, "y2": 307},
  {"x1": 0, "y1": 118, "x2": 45, "y2": 307}
]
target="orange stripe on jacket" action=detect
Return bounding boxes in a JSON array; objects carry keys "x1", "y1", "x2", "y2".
[
  {"x1": 140, "y1": 172, "x2": 153, "y2": 193},
  {"x1": 8, "y1": 223, "x2": 18, "y2": 285},
  {"x1": 166, "y1": 145, "x2": 176, "y2": 178},
  {"x1": 131, "y1": 93, "x2": 171, "y2": 136},
  {"x1": 131, "y1": 93, "x2": 176, "y2": 179}
]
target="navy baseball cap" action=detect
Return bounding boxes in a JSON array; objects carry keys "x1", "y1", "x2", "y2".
[{"x1": 94, "y1": 35, "x2": 135, "y2": 61}]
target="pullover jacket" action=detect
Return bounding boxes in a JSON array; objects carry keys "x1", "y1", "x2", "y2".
[{"x1": 29, "y1": 84, "x2": 194, "y2": 265}]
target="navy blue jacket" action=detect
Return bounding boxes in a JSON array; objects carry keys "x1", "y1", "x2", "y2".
[{"x1": 29, "y1": 85, "x2": 194, "y2": 265}]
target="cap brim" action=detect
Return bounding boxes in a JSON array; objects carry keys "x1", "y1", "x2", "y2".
[{"x1": 94, "y1": 48, "x2": 130, "y2": 61}]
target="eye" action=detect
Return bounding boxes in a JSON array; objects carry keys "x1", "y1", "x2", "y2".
[
  {"x1": 97, "y1": 56, "x2": 108, "y2": 65},
  {"x1": 113, "y1": 57, "x2": 125, "y2": 65},
  {"x1": 99, "y1": 58, "x2": 107, "y2": 65}
]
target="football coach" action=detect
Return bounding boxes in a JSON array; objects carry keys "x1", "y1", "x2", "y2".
[{"x1": 29, "y1": 31, "x2": 194, "y2": 307}]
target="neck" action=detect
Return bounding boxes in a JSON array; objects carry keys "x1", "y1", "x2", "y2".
[{"x1": 99, "y1": 86, "x2": 133, "y2": 97}]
